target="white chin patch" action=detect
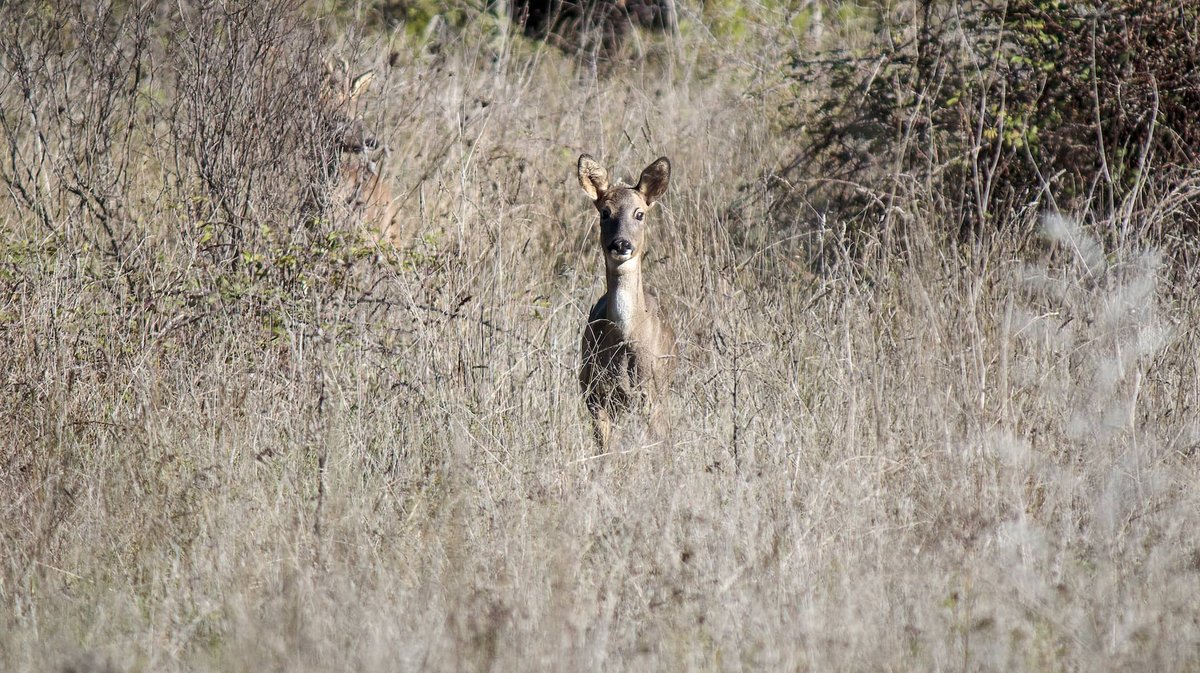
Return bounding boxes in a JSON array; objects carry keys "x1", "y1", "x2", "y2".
[{"x1": 608, "y1": 251, "x2": 633, "y2": 263}]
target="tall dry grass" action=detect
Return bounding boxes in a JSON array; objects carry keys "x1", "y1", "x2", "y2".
[{"x1": 2, "y1": 2, "x2": 1199, "y2": 672}]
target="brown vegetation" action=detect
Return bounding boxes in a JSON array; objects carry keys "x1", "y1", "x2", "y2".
[{"x1": 2, "y1": 1, "x2": 1199, "y2": 671}]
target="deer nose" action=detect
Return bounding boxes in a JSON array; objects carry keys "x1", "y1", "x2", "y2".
[{"x1": 608, "y1": 239, "x2": 634, "y2": 256}]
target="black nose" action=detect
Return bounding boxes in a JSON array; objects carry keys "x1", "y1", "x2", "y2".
[{"x1": 608, "y1": 239, "x2": 633, "y2": 255}]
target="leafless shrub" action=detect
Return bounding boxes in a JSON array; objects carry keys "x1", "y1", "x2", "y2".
[
  {"x1": 170, "y1": 1, "x2": 333, "y2": 262},
  {"x1": 0, "y1": 1, "x2": 153, "y2": 281}
]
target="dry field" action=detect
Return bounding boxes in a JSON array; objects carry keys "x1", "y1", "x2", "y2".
[{"x1": 3, "y1": 2, "x2": 1199, "y2": 671}]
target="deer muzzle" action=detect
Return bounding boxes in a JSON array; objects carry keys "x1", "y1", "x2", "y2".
[{"x1": 607, "y1": 238, "x2": 634, "y2": 262}]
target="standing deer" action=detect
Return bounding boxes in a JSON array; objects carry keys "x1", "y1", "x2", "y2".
[
  {"x1": 577, "y1": 154, "x2": 678, "y2": 448},
  {"x1": 317, "y1": 61, "x2": 402, "y2": 244}
]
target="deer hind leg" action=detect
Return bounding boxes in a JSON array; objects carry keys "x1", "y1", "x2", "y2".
[
  {"x1": 587, "y1": 399, "x2": 613, "y2": 450},
  {"x1": 645, "y1": 390, "x2": 673, "y2": 445},
  {"x1": 642, "y1": 363, "x2": 676, "y2": 445}
]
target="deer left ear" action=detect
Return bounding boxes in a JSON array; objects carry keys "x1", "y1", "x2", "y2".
[{"x1": 635, "y1": 157, "x2": 670, "y2": 205}]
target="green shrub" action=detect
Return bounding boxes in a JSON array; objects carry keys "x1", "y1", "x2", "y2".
[{"x1": 778, "y1": 0, "x2": 1200, "y2": 247}]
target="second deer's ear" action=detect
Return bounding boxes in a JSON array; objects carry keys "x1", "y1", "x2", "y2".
[
  {"x1": 577, "y1": 154, "x2": 609, "y2": 201},
  {"x1": 349, "y1": 71, "x2": 375, "y2": 100},
  {"x1": 636, "y1": 157, "x2": 670, "y2": 205}
]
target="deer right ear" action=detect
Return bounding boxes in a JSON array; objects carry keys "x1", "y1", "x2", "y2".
[
  {"x1": 577, "y1": 154, "x2": 609, "y2": 201},
  {"x1": 635, "y1": 156, "x2": 670, "y2": 205},
  {"x1": 349, "y1": 71, "x2": 375, "y2": 100}
]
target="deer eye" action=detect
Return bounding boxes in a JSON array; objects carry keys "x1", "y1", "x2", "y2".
[
  {"x1": 600, "y1": 208, "x2": 611, "y2": 220},
  {"x1": 634, "y1": 210, "x2": 644, "y2": 221}
]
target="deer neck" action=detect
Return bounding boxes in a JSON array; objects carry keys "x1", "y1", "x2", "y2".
[{"x1": 604, "y1": 261, "x2": 646, "y2": 335}]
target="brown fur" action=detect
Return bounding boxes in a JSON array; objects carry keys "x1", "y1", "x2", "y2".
[
  {"x1": 577, "y1": 154, "x2": 678, "y2": 448},
  {"x1": 332, "y1": 145, "x2": 399, "y2": 245}
]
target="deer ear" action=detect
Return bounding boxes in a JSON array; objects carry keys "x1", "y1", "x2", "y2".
[
  {"x1": 577, "y1": 154, "x2": 609, "y2": 201},
  {"x1": 635, "y1": 156, "x2": 670, "y2": 205},
  {"x1": 349, "y1": 71, "x2": 375, "y2": 100}
]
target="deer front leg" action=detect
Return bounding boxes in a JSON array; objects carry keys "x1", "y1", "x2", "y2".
[{"x1": 644, "y1": 386, "x2": 673, "y2": 444}]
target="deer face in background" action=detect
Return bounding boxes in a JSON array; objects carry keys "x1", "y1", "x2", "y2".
[
  {"x1": 310, "y1": 59, "x2": 401, "y2": 243},
  {"x1": 322, "y1": 61, "x2": 379, "y2": 157}
]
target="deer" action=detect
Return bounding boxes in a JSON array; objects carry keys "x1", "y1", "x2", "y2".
[
  {"x1": 576, "y1": 154, "x2": 678, "y2": 449},
  {"x1": 316, "y1": 60, "x2": 402, "y2": 245}
]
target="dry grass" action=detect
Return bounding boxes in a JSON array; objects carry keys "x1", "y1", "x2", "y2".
[{"x1": 2, "y1": 2, "x2": 1199, "y2": 672}]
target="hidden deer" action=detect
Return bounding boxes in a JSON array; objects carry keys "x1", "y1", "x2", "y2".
[
  {"x1": 577, "y1": 154, "x2": 678, "y2": 448},
  {"x1": 319, "y1": 60, "x2": 401, "y2": 244}
]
